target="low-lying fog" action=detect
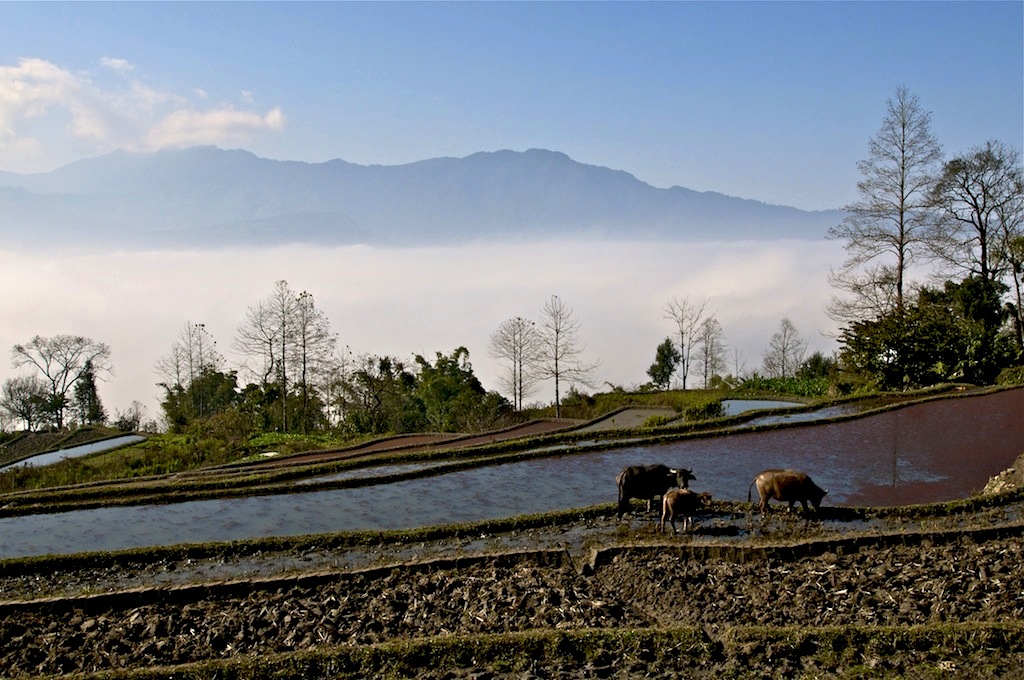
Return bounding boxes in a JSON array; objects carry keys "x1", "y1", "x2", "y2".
[{"x1": 0, "y1": 239, "x2": 844, "y2": 425}]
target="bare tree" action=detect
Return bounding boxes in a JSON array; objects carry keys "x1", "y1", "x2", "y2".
[
  {"x1": 11, "y1": 334, "x2": 112, "y2": 429},
  {"x1": 535, "y1": 295, "x2": 598, "y2": 417},
  {"x1": 0, "y1": 375, "x2": 48, "y2": 431},
  {"x1": 829, "y1": 86, "x2": 942, "y2": 321},
  {"x1": 156, "y1": 322, "x2": 224, "y2": 385},
  {"x1": 234, "y1": 298, "x2": 279, "y2": 387},
  {"x1": 731, "y1": 347, "x2": 748, "y2": 381},
  {"x1": 290, "y1": 290, "x2": 337, "y2": 433},
  {"x1": 762, "y1": 318, "x2": 808, "y2": 379},
  {"x1": 929, "y1": 141, "x2": 1023, "y2": 285},
  {"x1": 322, "y1": 345, "x2": 354, "y2": 427},
  {"x1": 694, "y1": 317, "x2": 727, "y2": 388},
  {"x1": 155, "y1": 322, "x2": 225, "y2": 419},
  {"x1": 234, "y1": 282, "x2": 337, "y2": 432},
  {"x1": 828, "y1": 263, "x2": 904, "y2": 322},
  {"x1": 663, "y1": 296, "x2": 709, "y2": 389},
  {"x1": 235, "y1": 280, "x2": 301, "y2": 429},
  {"x1": 489, "y1": 316, "x2": 542, "y2": 411}
]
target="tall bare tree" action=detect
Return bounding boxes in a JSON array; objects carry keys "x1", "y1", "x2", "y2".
[
  {"x1": 290, "y1": 290, "x2": 337, "y2": 433},
  {"x1": 234, "y1": 298, "x2": 280, "y2": 388},
  {"x1": 323, "y1": 345, "x2": 354, "y2": 427},
  {"x1": 11, "y1": 334, "x2": 112, "y2": 429},
  {"x1": 489, "y1": 316, "x2": 542, "y2": 411},
  {"x1": 694, "y1": 317, "x2": 727, "y2": 388},
  {"x1": 155, "y1": 322, "x2": 226, "y2": 420},
  {"x1": 829, "y1": 86, "x2": 942, "y2": 321},
  {"x1": 663, "y1": 296, "x2": 709, "y2": 389},
  {"x1": 535, "y1": 295, "x2": 598, "y2": 417},
  {"x1": 156, "y1": 323, "x2": 225, "y2": 396},
  {"x1": 235, "y1": 280, "x2": 301, "y2": 429},
  {"x1": 235, "y1": 281, "x2": 337, "y2": 432},
  {"x1": 762, "y1": 318, "x2": 807, "y2": 379}
]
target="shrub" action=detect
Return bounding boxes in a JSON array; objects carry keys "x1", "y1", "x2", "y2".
[
  {"x1": 185, "y1": 408, "x2": 254, "y2": 453},
  {"x1": 738, "y1": 375, "x2": 830, "y2": 397},
  {"x1": 684, "y1": 400, "x2": 724, "y2": 421},
  {"x1": 996, "y1": 366, "x2": 1024, "y2": 385},
  {"x1": 640, "y1": 414, "x2": 677, "y2": 428}
]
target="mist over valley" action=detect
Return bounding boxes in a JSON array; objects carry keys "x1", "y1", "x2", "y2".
[{"x1": 0, "y1": 237, "x2": 843, "y2": 422}]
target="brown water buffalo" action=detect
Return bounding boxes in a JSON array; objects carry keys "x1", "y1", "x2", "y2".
[
  {"x1": 616, "y1": 464, "x2": 695, "y2": 519},
  {"x1": 660, "y1": 488, "x2": 713, "y2": 534},
  {"x1": 748, "y1": 469, "x2": 828, "y2": 516}
]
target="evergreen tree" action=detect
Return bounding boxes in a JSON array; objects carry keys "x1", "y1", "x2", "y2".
[
  {"x1": 647, "y1": 337, "x2": 681, "y2": 390},
  {"x1": 72, "y1": 359, "x2": 106, "y2": 425}
]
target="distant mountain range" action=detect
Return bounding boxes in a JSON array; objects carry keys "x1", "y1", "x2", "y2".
[{"x1": 0, "y1": 146, "x2": 842, "y2": 249}]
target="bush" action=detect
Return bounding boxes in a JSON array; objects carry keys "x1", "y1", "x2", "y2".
[
  {"x1": 738, "y1": 375, "x2": 830, "y2": 397},
  {"x1": 996, "y1": 366, "x2": 1024, "y2": 385},
  {"x1": 185, "y1": 408, "x2": 254, "y2": 453},
  {"x1": 640, "y1": 414, "x2": 678, "y2": 428},
  {"x1": 684, "y1": 400, "x2": 724, "y2": 421}
]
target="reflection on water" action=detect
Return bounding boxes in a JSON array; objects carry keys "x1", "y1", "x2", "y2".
[
  {"x1": 743, "y1": 404, "x2": 858, "y2": 426},
  {"x1": 294, "y1": 460, "x2": 450, "y2": 485},
  {"x1": 0, "y1": 435, "x2": 146, "y2": 470},
  {"x1": 0, "y1": 390, "x2": 1020, "y2": 559},
  {"x1": 720, "y1": 399, "x2": 801, "y2": 416}
]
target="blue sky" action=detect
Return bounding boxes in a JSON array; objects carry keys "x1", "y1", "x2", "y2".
[{"x1": 1, "y1": 1, "x2": 1021, "y2": 210}]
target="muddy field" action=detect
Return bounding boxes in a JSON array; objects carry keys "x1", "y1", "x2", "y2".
[{"x1": 3, "y1": 473, "x2": 1024, "y2": 679}]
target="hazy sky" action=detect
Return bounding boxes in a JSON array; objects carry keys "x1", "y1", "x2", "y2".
[{"x1": 0, "y1": 1, "x2": 1020, "y2": 211}]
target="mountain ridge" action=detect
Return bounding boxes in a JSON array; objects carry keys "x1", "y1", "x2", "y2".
[{"x1": 0, "y1": 146, "x2": 843, "y2": 249}]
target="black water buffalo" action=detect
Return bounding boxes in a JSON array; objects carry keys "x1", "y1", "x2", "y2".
[
  {"x1": 660, "y1": 488, "x2": 713, "y2": 534},
  {"x1": 748, "y1": 469, "x2": 828, "y2": 516},
  {"x1": 616, "y1": 464, "x2": 695, "y2": 518}
]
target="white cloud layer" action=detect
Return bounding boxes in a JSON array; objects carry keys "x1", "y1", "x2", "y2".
[
  {"x1": 0, "y1": 57, "x2": 284, "y2": 171},
  {"x1": 0, "y1": 240, "x2": 843, "y2": 427}
]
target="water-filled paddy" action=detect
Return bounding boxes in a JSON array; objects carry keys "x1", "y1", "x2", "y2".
[
  {"x1": 720, "y1": 398, "x2": 801, "y2": 415},
  {"x1": 0, "y1": 389, "x2": 1020, "y2": 559},
  {"x1": 0, "y1": 435, "x2": 146, "y2": 470}
]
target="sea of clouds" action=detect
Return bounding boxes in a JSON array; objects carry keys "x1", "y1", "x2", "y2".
[{"x1": 0, "y1": 239, "x2": 845, "y2": 426}]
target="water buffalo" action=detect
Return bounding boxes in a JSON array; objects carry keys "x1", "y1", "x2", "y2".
[
  {"x1": 748, "y1": 469, "x2": 828, "y2": 516},
  {"x1": 660, "y1": 488, "x2": 713, "y2": 534},
  {"x1": 616, "y1": 464, "x2": 695, "y2": 519}
]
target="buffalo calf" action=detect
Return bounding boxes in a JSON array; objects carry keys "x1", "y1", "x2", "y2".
[{"x1": 660, "y1": 488, "x2": 712, "y2": 534}]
